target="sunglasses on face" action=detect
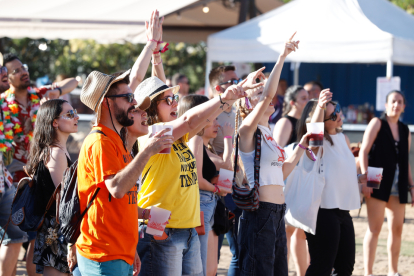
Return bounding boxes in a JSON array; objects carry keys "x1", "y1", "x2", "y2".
[
  {"x1": 218, "y1": 78, "x2": 243, "y2": 86},
  {"x1": 0, "y1": 66, "x2": 7, "y2": 75},
  {"x1": 106, "y1": 93, "x2": 135, "y2": 103},
  {"x1": 59, "y1": 109, "x2": 78, "y2": 119},
  {"x1": 324, "y1": 103, "x2": 341, "y2": 122},
  {"x1": 10, "y1": 64, "x2": 29, "y2": 75},
  {"x1": 158, "y1": 94, "x2": 179, "y2": 106}
]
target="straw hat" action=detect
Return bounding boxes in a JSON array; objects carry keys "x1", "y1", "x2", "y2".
[
  {"x1": 81, "y1": 69, "x2": 151, "y2": 122},
  {"x1": 134, "y1": 76, "x2": 179, "y2": 104}
]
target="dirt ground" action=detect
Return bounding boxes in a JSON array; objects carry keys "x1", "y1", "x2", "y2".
[{"x1": 15, "y1": 204, "x2": 414, "y2": 276}]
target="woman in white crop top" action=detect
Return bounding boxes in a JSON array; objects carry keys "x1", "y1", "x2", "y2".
[
  {"x1": 299, "y1": 90, "x2": 367, "y2": 276},
  {"x1": 236, "y1": 33, "x2": 313, "y2": 276}
]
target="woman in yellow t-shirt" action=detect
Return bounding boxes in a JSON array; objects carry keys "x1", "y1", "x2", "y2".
[{"x1": 133, "y1": 76, "x2": 261, "y2": 276}]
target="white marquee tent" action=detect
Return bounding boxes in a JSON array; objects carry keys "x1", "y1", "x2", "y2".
[{"x1": 206, "y1": 0, "x2": 414, "y2": 86}]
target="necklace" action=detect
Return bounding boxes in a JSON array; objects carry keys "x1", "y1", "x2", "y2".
[
  {"x1": 0, "y1": 98, "x2": 14, "y2": 152},
  {"x1": 4, "y1": 88, "x2": 40, "y2": 144}
]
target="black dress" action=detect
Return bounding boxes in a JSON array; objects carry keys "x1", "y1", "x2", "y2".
[
  {"x1": 202, "y1": 146, "x2": 217, "y2": 182},
  {"x1": 284, "y1": 115, "x2": 298, "y2": 145},
  {"x1": 368, "y1": 116, "x2": 410, "y2": 203},
  {"x1": 33, "y1": 156, "x2": 72, "y2": 274}
]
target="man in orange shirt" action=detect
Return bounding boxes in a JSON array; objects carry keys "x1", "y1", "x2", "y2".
[{"x1": 76, "y1": 69, "x2": 173, "y2": 276}]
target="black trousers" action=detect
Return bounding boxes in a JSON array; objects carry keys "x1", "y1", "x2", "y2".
[{"x1": 305, "y1": 208, "x2": 355, "y2": 276}]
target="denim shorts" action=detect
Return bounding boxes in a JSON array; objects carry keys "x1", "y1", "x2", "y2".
[
  {"x1": 138, "y1": 225, "x2": 203, "y2": 276},
  {"x1": 77, "y1": 251, "x2": 133, "y2": 276},
  {"x1": 238, "y1": 202, "x2": 288, "y2": 276},
  {"x1": 0, "y1": 185, "x2": 28, "y2": 245},
  {"x1": 199, "y1": 190, "x2": 218, "y2": 275}
]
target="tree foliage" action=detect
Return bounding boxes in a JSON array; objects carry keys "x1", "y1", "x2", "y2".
[{"x1": 0, "y1": 38, "x2": 207, "y2": 92}]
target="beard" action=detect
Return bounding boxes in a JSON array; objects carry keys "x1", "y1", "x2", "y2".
[
  {"x1": 0, "y1": 83, "x2": 10, "y2": 93},
  {"x1": 114, "y1": 102, "x2": 134, "y2": 127}
]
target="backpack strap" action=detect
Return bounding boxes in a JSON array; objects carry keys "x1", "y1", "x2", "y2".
[
  {"x1": 89, "y1": 129, "x2": 107, "y2": 137},
  {"x1": 253, "y1": 128, "x2": 262, "y2": 191}
]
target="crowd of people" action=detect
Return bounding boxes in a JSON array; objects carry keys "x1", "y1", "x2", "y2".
[{"x1": 0, "y1": 9, "x2": 413, "y2": 276}]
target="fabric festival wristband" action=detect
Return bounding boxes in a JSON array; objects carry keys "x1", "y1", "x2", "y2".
[
  {"x1": 298, "y1": 143, "x2": 316, "y2": 161},
  {"x1": 57, "y1": 87, "x2": 62, "y2": 96},
  {"x1": 318, "y1": 104, "x2": 326, "y2": 110},
  {"x1": 151, "y1": 57, "x2": 162, "y2": 66},
  {"x1": 224, "y1": 136, "x2": 232, "y2": 139}
]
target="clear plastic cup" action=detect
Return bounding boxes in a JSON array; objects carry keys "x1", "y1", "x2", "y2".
[
  {"x1": 367, "y1": 166, "x2": 383, "y2": 189},
  {"x1": 146, "y1": 206, "x2": 171, "y2": 237},
  {"x1": 217, "y1": 168, "x2": 233, "y2": 190},
  {"x1": 151, "y1": 125, "x2": 173, "y2": 154},
  {"x1": 306, "y1": 122, "x2": 324, "y2": 147}
]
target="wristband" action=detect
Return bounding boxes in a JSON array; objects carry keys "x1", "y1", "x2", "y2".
[
  {"x1": 57, "y1": 87, "x2": 62, "y2": 96},
  {"x1": 153, "y1": 42, "x2": 169, "y2": 54},
  {"x1": 151, "y1": 57, "x2": 162, "y2": 66},
  {"x1": 318, "y1": 104, "x2": 326, "y2": 110},
  {"x1": 218, "y1": 94, "x2": 228, "y2": 107},
  {"x1": 224, "y1": 136, "x2": 232, "y2": 139},
  {"x1": 298, "y1": 143, "x2": 316, "y2": 161}
]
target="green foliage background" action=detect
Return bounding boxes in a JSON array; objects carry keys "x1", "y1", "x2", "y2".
[{"x1": 0, "y1": 0, "x2": 412, "y2": 91}]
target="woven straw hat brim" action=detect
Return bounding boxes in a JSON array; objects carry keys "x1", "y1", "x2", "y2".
[
  {"x1": 136, "y1": 96, "x2": 151, "y2": 111},
  {"x1": 149, "y1": 85, "x2": 180, "y2": 101},
  {"x1": 81, "y1": 69, "x2": 131, "y2": 122}
]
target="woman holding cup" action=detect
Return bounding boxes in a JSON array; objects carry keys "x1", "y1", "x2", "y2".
[
  {"x1": 134, "y1": 75, "x2": 261, "y2": 276},
  {"x1": 302, "y1": 90, "x2": 363, "y2": 276},
  {"x1": 359, "y1": 90, "x2": 413, "y2": 276}
]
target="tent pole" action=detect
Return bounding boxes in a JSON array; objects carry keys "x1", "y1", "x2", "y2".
[
  {"x1": 293, "y1": 62, "x2": 299, "y2": 85},
  {"x1": 205, "y1": 57, "x2": 212, "y2": 97},
  {"x1": 386, "y1": 60, "x2": 393, "y2": 78}
]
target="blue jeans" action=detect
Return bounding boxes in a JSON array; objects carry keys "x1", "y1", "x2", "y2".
[
  {"x1": 0, "y1": 185, "x2": 28, "y2": 245},
  {"x1": 238, "y1": 202, "x2": 287, "y2": 276},
  {"x1": 138, "y1": 225, "x2": 203, "y2": 276},
  {"x1": 77, "y1": 251, "x2": 133, "y2": 276},
  {"x1": 198, "y1": 190, "x2": 217, "y2": 276},
  {"x1": 226, "y1": 207, "x2": 242, "y2": 276}
]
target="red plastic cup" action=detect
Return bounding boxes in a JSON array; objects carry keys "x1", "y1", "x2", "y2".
[
  {"x1": 367, "y1": 166, "x2": 383, "y2": 189},
  {"x1": 306, "y1": 122, "x2": 324, "y2": 147}
]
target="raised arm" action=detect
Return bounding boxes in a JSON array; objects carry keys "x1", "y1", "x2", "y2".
[
  {"x1": 240, "y1": 33, "x2": 299, "y2": 148},
  {"x1": 207, "y1": 123, "x2": 234, "y2": 171},
  {"x1": 273, "y1": 118, "x2": 292, "y2": 147},
  {"x1": 129, "y1": 10, "x2": 163, "y2": 92},
  {"x1": 171, "y1": 79, "x2": 261, "y2": 142},
  {"x1": 47, "y1": 78, "x2": 78, "y2": 99},
  {"x1": 151, "y1": 25, "x2": 167, "y2": 83},
  {"x1": 282, "y1": 132, "x2": 312, "y2": 179}
]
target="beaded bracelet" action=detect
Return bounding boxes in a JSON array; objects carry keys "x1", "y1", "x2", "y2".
[{"x1": 224, "y1": 136, "x2": 232, "y2": 139}]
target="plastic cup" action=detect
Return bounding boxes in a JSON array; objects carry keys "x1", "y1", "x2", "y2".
[
  {"x1": 146, "y1": 206, "x2": 171, "y2": 237},
  {"x1": 306, "y1": 122, "x2": 324, "y2": 147},
  {"x1": 367, "y1": 166, "x2": 383, "y2": 189},
  {"x1": 151, "y1": 125, "x2": 173, "y2": 154},
  {"x1": 217, "y1": 168, "x2": 233, "y2": 190}
]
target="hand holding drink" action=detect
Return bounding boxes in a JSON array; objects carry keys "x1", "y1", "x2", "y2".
[
  {"x1": 217, "y1": 168, "x2": 233, "y2": 190},
  {"x1": 306, "y1": 123, "x2": 324, "y2": 147},
  {"x1": 367, "y1": 166, "x2": 383, "y2": 189},
  {"x1": 146, "y1": 206, "x2": 171, "y2": 237},
  {"x1": 151, "y1": 125, "x2": 173, "y2": 154}
]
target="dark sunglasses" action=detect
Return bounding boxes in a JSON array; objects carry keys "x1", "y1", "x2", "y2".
[
  {"x1": 106, "y1": 93, "x2": 135, "y2": 103},
  {"x1": 157, "y1": 94, "x2": 179, "y2": 106},
  {"x1": 324, "y1": 103, "x2": 341, "y2": 122},
  {"x1": 0, "y1": 66, "x2": 7, "y2": 74},
  {"x1": 59, "y1": 109, "x2": 78, "y2": 119},
  {"x1": 218, "y1": 78, "x2": 243, "y2": 86}
]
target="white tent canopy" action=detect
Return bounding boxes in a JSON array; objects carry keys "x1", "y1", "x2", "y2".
[
  {"x1": 207, "y1": 0, "x2": 414, "y2": 70},
  {"x1": 0, "y1": 0, "x2": 198, "y2": 44}
]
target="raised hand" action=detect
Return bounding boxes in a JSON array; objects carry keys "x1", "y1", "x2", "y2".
[
  {"x1": 318, "y1": 88, "x2": 333, "y2": 108},
  {"x1": 242, "y1": 67, "x2": 266, "y2": 90},
  {"x1": 145, "y1": 10, "x2": 163, "y2": 42},
  {"x1": 281, "y1": 32, "x2": 300, "y2": 58},
  {"x1": 298, "y1": 131, "x2": 313, "y2": 148},
  {"x1": 143, "y1": 128, "x2": 174, "y2": 155}
]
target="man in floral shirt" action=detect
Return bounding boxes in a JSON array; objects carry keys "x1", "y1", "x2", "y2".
[
  {"x1": 2, "y1": 53, "x2": 77, "y2": 276},
  {"x1": 2, "y1": 53, "x2": 78, "y2": 184}
]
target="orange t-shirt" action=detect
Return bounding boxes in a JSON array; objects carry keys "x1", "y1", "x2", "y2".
[{"x1": 76, "y1": 124, "x2": 137, "y2": 265}]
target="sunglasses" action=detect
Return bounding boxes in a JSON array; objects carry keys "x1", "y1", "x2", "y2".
[
  {"x1": 10, "y1": 64, "x2": 29, "y2": 75},
  {"x1": 59, "y1": 109, "x2": 78, "y2": 119},
  {"x1": 158, "y1": 94, "x2": 179, "y2": 106},
  {"x1": 324, "y1": 103, "x2": 341, "y2": 122},
  {"x1": 218, "y1": 78, "x2": 243, "y2": 86},
  {"x1": 106, "y1": 93, "x2": 135, "y2": 103},
  {"x1": 0, "y1": 66, "x2": 7, "y2": 75}
]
